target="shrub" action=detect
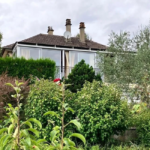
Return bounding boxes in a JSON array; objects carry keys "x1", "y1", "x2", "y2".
[
  {"x1": 0, "y1": 73, "x2": 29, "y2": 120},
  {"x1": 71, "y1": 81, "x2": 131, "y2": 144},
  {"x1": 65, "y1": 60, "x2": 101, "y2": 93},
  {"x1": 24, "y1": 78, "x2": 76, "y2": 140},
  {"x1": 131, "y1": 104, "x2": 150, "y2": 146},
  {"x1": 0, "y1": 57, "x2": 56, "y2": 80}
]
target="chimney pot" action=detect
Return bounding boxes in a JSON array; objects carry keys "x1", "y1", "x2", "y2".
[
  {"x1": 65, "y1": 19, "x2": 72, "y2": 33},
  {"x1": 47, "y1": 26, "x2": 54, "y2": 35},
  {"x1": 79, "y1": 22, "x2": 85, "y2": 29}
]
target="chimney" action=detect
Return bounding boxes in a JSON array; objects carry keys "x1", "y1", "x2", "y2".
[
  {"x1": 79, "y1": 22, "x2": 85, "y2": 43},
  {"x1": 65, "y1": 19, "x2": 72, "y2": 32},
  {"x1": 47, "y1": 26, "x2": 54, "y2": 35}
]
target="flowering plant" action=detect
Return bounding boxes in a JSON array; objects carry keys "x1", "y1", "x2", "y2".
[{"x1": 53, "y1": 78, "x2": 61, "y2": 85}]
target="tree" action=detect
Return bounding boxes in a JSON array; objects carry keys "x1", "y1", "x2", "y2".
[
  {"x1": 75, "y1": 32, "x2": 92, "y2": 40},
  {"x1": 65, "y1": 60, "x2": 101, "y2": 93},
  {"x1": 97, "y1": 23, "x2": 150, "y2": 105}
]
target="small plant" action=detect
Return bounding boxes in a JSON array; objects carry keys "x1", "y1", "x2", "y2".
[
  {"x1": 44, "y1": 82, "x2": 86, "y2": 150},
  {"x1": 0, "y1": 80, "x2": 43, "y2": 149}
]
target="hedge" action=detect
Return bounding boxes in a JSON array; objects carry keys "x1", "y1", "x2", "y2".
[{"x1": 0, "y1": 57, "x2": 56, "y2": 79}]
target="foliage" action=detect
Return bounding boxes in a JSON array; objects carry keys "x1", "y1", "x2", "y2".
[
  {"x1": 75, "y1": 32, "x2": 92, "y2": 40},
  {"x1": 97, "y1": 22, "x2": 150, "y2": 104},
  {"x1": 65, "y1": 60, "x2": 101, "y2": 93},
  {"x1": 0, "y1": 81, "x2": 43, "y2": 150},
  {"x1": 71, "y1": 81, "x2": 131, "y2": 144},
  {"x1": 24, "y1": 78, "x2": 77, "y2": 141},
  {"x1": 0, "y1": 73, "x2": 29, "y2": 120},
  {"x1": 0, "y1": 57, "x2": 56, "y2": 80},
  {"x1": 131, "y1": 102, "x2": 150, "y2": 146},
  {"x1": 44, "y1": 82, "x2": 86, "y2": 150}
]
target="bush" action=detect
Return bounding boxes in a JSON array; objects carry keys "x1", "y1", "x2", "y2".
[
  {"x1": 65, "y1": 60, "x2": 101, "y2": 93},
  {"x1": 71, "y1": 81, "x2": 131, "y2": 144},
  {"x1": 24, "y1": 78, "x2": 76, "y2": 140},
  {"x1": 0, "y1": 72, "x2": 29, "y2": 120},
  {"x1": 132, "y1": 106, "x2": 150, "y2": 146},
  {"x1": 0, "y1": 57, "x2": 56, "y2": 80}
]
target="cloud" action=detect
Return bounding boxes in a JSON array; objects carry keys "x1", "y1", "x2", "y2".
[{"x1": 0, "y1": 0, "x2": 150, "y2": 46}]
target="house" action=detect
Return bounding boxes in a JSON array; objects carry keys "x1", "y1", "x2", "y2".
[{"x1": 1, "y1": 19, "x2": 107, "y2": 78}]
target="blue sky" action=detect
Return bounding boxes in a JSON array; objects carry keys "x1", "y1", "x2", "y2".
[{"x1": 0, "y1": 0, "x2": 150, "y2": 46}]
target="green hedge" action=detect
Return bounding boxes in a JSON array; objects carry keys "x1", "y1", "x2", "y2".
[{"x1": 0, "y1": 57, "x2": 56, "y2": 79}]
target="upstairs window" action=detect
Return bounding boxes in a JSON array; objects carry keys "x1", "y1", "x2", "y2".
[
  {"x1": 20, "y1": 47, "x2": 40, "y2": 59},
  {"x1": 42, "y1": 49, "x2": 61, "y2": 66}
]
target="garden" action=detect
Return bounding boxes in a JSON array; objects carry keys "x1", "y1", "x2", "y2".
[{"x1": 1, "y1": 24, "x2": 150, "y2": 150}]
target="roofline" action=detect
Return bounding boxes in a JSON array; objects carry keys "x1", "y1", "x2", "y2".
[{"x1": 17, "y1": 43, "x2": 109, "y2": 53}]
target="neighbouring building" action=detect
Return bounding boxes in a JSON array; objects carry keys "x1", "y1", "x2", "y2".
[{"x1": 1, "y1": 19, "x2": 107, "y2": 78}]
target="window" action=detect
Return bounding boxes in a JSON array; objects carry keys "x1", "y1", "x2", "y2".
[
  {"x1": 69, "y1": 51, "x2": 96, "y2": 68},
  {"x1": 78, "y1": 52, "x2": 95, "y2": 67},
  {"x1": 20, "y1": 47, "x2": 40, "y2": 59},
  {"x1": 69, "y1": 51, "x2": 78, "y2": 67},
  {"x1": 42, "y1": 49, "x2": 61, "y2": 66}
]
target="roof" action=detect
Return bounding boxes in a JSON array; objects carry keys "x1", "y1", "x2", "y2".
[{"x1": 2, "y1": 34, "x2": 107, "y2": 52}]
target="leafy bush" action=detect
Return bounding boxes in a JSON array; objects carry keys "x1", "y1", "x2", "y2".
[
  {"x1": 0, "y1": 57, "x2": 56, "y2": 80},
  {"x1": 24, "y1": 78, "x2": 76, "y2": 141},
  {"x1": 0, "y1": 73, "x2": 29, "y2": 120},
  {"x1": 71, "y1": 81, "x2": 131, "y2": 144},
  {"x1": 65, "y1": 60, "x2": 101, "y2": 93},
  {"x1": 131, "y1": 103, "x2": 150, "y2": 146}
]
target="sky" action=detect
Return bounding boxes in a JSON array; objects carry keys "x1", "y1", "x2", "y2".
[{"x1": 0, "y1": 0, "x2": 150, "y2": 47}]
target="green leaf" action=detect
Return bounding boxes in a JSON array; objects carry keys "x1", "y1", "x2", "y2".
[
  {"x1": 24, "y1": 137, "x2": 31, "y2": 147},
  {"x1": 21, "y1": 121, "x2": 33, "y2": 128},
  {"x1": 44, "y1": 111, "x2": 59, "y2": 117},
  {"x1": 63, "y1": 103, "x2": 68, "y2": 109},
  {"x1": 0, "y1": 128, "x2": 7, "y2": 134},
  {"x1": 18, "y1": 82, "x2": 24, "y2": 86},
  {"x1": 14, "y1": 87, "x2": 21, "y2": 93},
  {"x1": 37, "y1": 139, "x2": 46, "y2": 143},
  {"x1": 50, "y1": 130, "x2": 57, "y2": 142},
  {"x1": 64, "y1": 138, "x2": 75, "y2": 147},
  {"x1": 69, "y1": 120, "x2": 81, "y2": 130},
  {"x1": 5, "y1": 83, "x2": 13, "y2": 88},
  {"x1": 8, "y1": 124, "x2": 14, "y2": 134},
  {"x1": 11, "y1": 94, "x2": 17, "y2": 98},
  {"x1": 66, "y1": 107, "x2": 75, "y2": 113},
  {"x1": 27, "y1": 118, "x2": 42, "y2": 129},
  {"x1": 28, "y1": 128, "x2": 39, "y2": 137},
  {"x1": 15, "y1": 80, "x2": 19, "y2": 86},
  {"x1": 5, "y1": 142, "x2": 14, "y2": 150},
  {"x1": 20, "y1": 129, "x2": 30, "y2": 138},
  {"x1": 70, "y1": 133, "x2": 86, "y2": 145}
]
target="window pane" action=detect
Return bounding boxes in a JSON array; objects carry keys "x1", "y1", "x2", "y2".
[
  {"x1": 42, "y1": 49, "x2": 61, "y2": 66},
  {"x1": 30, "y1": 48, "x2": 40, "y2": 59},
  {"x1": 20, "y1": 47, "x2": 40, "y2": 59},
  {"x1": 20, "y1": 47, "x2": 30, "y2": 59},
  {"x1": 69, "y1": 51, "x2": 78, "y2": 67},
  {"x1": 78, "y1": 52, "x2": 95, "y2": 67}
]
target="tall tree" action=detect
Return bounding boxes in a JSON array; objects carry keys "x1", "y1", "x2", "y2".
[{"x1": 97, "y1": 23, "x2": 150, "y2": 105}]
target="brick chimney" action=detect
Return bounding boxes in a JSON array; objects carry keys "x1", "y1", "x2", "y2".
[
  {"x1": 79, "y1": 22, "x2": 85, "y2": 43},
  {"x1": 65, "y1": 19, "x2": 72, "y2": 32},
  {"x1": 47, "y1": 26, "x2": 54, "y2": 35}
]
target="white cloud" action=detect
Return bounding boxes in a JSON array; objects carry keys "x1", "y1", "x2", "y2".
[{"x1": 0, "y1": 0, "x2": 150, "y2": 46}]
